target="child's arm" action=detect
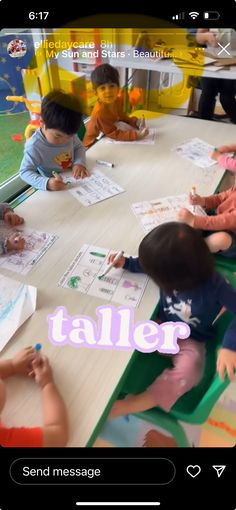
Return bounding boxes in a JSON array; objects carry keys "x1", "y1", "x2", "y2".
[
  {"x1": 0, "y1": 203, "x2": 25, "y2": 253},
  {"x1": 191, "y1": 186, "x2": 236, "y2": 211},
  {"x1": 0, "y1": 203, "x2": 13, "y2": 220},
  {"x1": 98, "y1": 116, "x2": 139, "y2": 142},
  {"x1": 3, "y1": 209, "x2": 24, "y2": 226},
  {"x1": 196, "y1": 29, "x2": 219, "y2": 47},
  {"x1": 0, "y1": 347, "x2": 36, "y2": 378},
  {"x1": 19, "y1": 146, "x2": 66, "y2": 191},
  {"x1": 72, "y1": 136, "x2": 89, "y2": 178},
  {"x1": 193, "y1": 210, "x2": 236, "y2": 231},
  {"x1": 19, "y1": 149, "x2": 51, "y2": 191},
  {"x1": 33, "y1": 356, "x2": 68, "y2": 447},
  {"x1": 108, "y1": 253, "x2": 144, "y2": 273},
  {"x1": 215, "y1": 153, "x2": 236, "y2": 173},
  {"x1": 116, "y1": 96, "x2": 139, "y2": 128},
  {"x1": 0, "y1": 203, "x2": 24, "y2": 255},
  {"x1": 119, "y1": 111, "x2": 139, "y2": 128},
  {"x1": 218, "y1": 144, "x2": 236, "y2": 153},
  {"x1": 0, "y1": 232, "x2": 25, "y2": 255},
  {"x1": 0, "y1": 202, "x2": 24, "y2": 226},
  {"x1": 215, "y1": 274, "x2": 236, "y2": 380}
]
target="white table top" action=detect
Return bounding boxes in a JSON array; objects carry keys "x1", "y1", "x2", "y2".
[
  {"x1": 1, "y1": 114, "x2": 235, "y2": 446},
  {"x1": 110, "y1": 55, "x2": 236, "y2": 80}
]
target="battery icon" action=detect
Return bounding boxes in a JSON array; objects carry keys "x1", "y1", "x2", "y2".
[{"x1": 204, "y1": 11, "x2": 220, "y2": 20}]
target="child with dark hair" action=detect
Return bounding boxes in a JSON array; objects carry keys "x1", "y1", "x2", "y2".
[
  {"x1": 108, "y1": 222, "x2": 236, "y2": 419},
  {"x1": 20, "y1": 89, "x2": 88, "y2": 191},
  {"x1": 83, "y1": 63, "x2": 149, "y2": 149},
  {"x1": 178, "y1": 185, "x2": 236, "y2": 257}
]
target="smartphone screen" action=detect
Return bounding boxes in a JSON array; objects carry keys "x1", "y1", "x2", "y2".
[{"x1": 0, "y1": 3, "x2": 235, "y2": 509}]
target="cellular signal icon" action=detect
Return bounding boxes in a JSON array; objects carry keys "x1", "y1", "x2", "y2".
[
  {"x1": 189, "y1": 11, "x2": 199, "y2": 19},
  {"x1": 172, "y1": 12, "x2": 185, "y2": 20}
]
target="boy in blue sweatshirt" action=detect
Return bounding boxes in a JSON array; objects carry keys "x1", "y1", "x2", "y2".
[
  {"x1": 108, "y1": 222, "x2": 236, "y2": 418},
  {"x1": 19, "y1": 90, "x2": 88, "y2": 192}
]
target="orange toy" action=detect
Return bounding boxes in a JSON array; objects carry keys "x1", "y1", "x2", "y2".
[
  {"x1": 128, "y1": 87, "x2": 144, "y2": 112},
  {"x1": 6, "y1": 95, "x2": 41, "y2": 140}
]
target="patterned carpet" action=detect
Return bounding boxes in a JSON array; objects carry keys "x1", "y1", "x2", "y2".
[{"x1": 96, "y1": 382, "x2": 236, "y2": 447}]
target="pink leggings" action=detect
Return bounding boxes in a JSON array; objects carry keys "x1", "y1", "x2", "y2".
[{"x1": 147, "y1": 339, "x2": 206, "y2": 411}]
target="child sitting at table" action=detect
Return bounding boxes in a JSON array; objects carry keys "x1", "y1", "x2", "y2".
[
  {"x1": 20, "y1": 89, "x2": 88, "y2": 192},
  {"x1": 83, "y1": 63, "x2": 149, "y2": 149},
  {"x1": 210, "y1": 144, "x2": 236, "y2": 172},
  {"x1": 0, "y1": 202, "x2": 25, "y2": 254},
  {"x1": 108, "y1": 223, "x2": 236, "y2": 419},
  {"x1": 0, "y1": 347, "x2": 68, "y2": 447},
  {"x1": 177, "y1": 185, "x2": 236, "y2": 257}
]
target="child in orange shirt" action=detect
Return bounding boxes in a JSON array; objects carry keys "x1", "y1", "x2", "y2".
[
  {"x1": 83, "y1": 63, "x2": 149, "y2": 149},
  {"x1": 0, "y1": 347, "x2": 68, "y2": 447}
]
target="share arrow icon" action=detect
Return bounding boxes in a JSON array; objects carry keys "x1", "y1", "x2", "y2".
[{"x1": 212, "y1": 465, "x2": 226, "y2": 478}]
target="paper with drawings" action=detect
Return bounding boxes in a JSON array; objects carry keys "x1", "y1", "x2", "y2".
[
  {"x1": 0, "y1": 225, "x2": 58, "y2": 275},
  {"x1": 0, "y1": 273, "x2": 37, "y2": 351},
  {"x1": 63, "y1": 169, "x2": 124, "y2": 206},
  {"x1": 173, "y1": 138, "x2": 217, "y2": 168},
  {"x1": 132, "y1": 194, "x2": 207, "y2": 233},
  {"x1": 58, "y1": 244, "x2": 148, "y2": 307}
]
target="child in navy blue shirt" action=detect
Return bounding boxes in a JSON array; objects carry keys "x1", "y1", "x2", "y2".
[{"x1": 108, "y1": 222, "x2": 236, "y2": 419}]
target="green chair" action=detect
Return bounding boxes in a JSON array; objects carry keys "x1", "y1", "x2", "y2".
[
  {"x1": 115, "y1": 249, "x2": 236, "y2": 447},
  {"x1": 77, "y1": 119, "x2": 86, "y2": 141},
  {"x1": 215, "y1": 255, "x2": 236, "y2": 288},
  {"x1": 118, "y1": 274, "x2": 234, "y2": 446}
]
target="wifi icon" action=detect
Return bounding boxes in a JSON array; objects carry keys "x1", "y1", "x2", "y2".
[{"x1": 189, "y1": 11, "x2": 199, "y2": 19}]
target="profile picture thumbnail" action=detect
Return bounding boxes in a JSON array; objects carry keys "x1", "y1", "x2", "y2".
[{"x1": 7, "y1": 39, "x2": 27, "y2": 58}]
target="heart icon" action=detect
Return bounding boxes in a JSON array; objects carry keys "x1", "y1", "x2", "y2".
[{"x1": 186, "y1": 465, "x2": 201, "y2": 478}]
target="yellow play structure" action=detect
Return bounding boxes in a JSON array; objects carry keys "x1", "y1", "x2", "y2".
[{"x1": 6, "y1": 95, "x2": 41, "y2": 139}]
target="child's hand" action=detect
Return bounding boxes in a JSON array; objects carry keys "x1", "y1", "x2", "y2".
[
  {"x1": 12, "y1": 346, "x2": 36, "y2": 376},
  {"x1": 209, "y1": 150, "x2": 220, "y2": 160},
  {"x1": 32, "y1": 355, "x2": 54, "y2": 389},
  {"x1": 137, "y1": 127, "x2": 149, "y2": 140},
  {"x1": 107, "y1": 252, "x2": 126, "y2": 269},
  {"x1": 47, "y1": 178, "x2": 67, "y2": 191},
  {"x1": 205, "y1": 31, "x2": 219, "y2": 47},
  {"x1": 177, "y1": 208, "x2": 195, "y2": 226},
  {"x1": 72, "y1": 164, "x2": 90, "y2": 179},
  {"x1": 136, "y1": 118, "x2": 146, "y2": 130},
  {"x1": 4, "y1": 211, "x2": 24, "y2": 226},
  {"x1": 6, "y1": 233, "x2": 25, "y2": 251},
  {"x1": 188, "y1": 193, "x2": 205, "y2": 207},
  {"x1": 217, "y1": 348, "x2": 236, "y2": 381}
]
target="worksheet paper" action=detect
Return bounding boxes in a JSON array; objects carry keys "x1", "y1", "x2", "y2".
[
  {"x1": 63, "y1": 170, "x2": 124, "y2": 206},
  {"x1": 173, "y1": 138, "x2": 217, "y2": 168},
  {"x1": 58, "y1": 244, "x2": 148, "y2": 307},
  {"x1": 0, "y1": 274, "x2": 37, "y2": 351},
  {"x1": 0, "y1": 226, "x2": 58, "y2": 275},
  {"x1": 132, "y1": 194, "x2": 207, "y2": 233}
]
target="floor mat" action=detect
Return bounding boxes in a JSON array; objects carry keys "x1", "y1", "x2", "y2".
[{"x1": 97, "y1": 382, "x2": 236, "y2": 447}]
